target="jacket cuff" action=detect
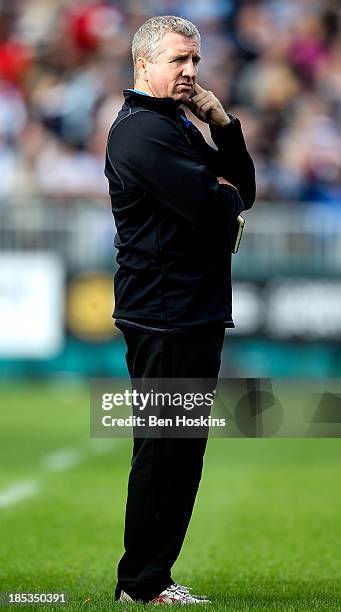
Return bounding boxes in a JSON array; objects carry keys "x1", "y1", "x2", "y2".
[{"x1": 210, "y1": 115, "x2": 247, "y2": 152}]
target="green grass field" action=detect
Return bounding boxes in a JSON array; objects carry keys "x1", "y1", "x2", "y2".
[{"x1": 1, "y1": 383, "x2": 341, "y2": 611}]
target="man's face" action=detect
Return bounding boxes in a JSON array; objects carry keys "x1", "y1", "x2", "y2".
[{"x1": 142, "y1": 32, "x2": 200, "y2": 101}]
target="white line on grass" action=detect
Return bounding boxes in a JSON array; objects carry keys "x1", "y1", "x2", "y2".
[
  {"x1": 42, "y1": 440, "x2": 122, "y2": 471},
  {"x1": 0, "y1": 438, "x2": 124, "y2": 509},
  {"x1": 43, "y1": 448, "x2": 84, "y2": 472},
  {"x1": 0, "y1": 480, "x2": 40, "y2": 508}
]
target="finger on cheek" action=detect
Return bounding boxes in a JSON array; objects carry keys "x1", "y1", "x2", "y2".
[{"x1": 193, "y1": 93, "x2": 207, "y2": 103}]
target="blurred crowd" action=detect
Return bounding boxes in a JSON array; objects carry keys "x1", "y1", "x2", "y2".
[{"x1": 0, "y1": 0, "x2": 340, "y2": 204}]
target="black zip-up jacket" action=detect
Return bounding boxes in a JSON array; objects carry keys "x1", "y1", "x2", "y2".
[{"x1": 105, "y1": 89, "x2": 256, "y2": 332}]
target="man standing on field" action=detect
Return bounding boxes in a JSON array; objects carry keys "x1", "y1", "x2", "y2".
[{"x1": 105, "y1": 15, "x2": 255, "y2": 605}]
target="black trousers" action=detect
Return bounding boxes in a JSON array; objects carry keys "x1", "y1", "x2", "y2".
[{"x1": 115, "y1": 325, "x2": 225, "y2": 602}]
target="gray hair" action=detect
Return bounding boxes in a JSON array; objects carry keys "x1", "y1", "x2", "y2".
[{"x1": 132, "y1": 15, "x2": 201, "y2": 80}]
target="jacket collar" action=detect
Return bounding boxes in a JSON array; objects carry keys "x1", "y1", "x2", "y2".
[{"x1": 123, "y1": 89, "x2": 182, "y2": 118}]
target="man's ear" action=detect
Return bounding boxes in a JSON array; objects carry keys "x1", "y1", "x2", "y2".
[{"x1": 136, "y1": 57, "x2": 148, "y2": 81}]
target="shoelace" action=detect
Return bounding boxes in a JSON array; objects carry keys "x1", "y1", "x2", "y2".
[
  {"x1": 172, "y1": 583, "x2": 209, "y2": 601},
  {"x1": 164, "y1": 585, "x2": 202, "y2": 601},
  {"x1": 172, "y1": 584, "x2": 192, "y2": 594}
]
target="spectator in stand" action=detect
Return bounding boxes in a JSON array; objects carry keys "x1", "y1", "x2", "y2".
[{"x1": 0, "y1": 0, "x2": 339, "y2": 205}]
